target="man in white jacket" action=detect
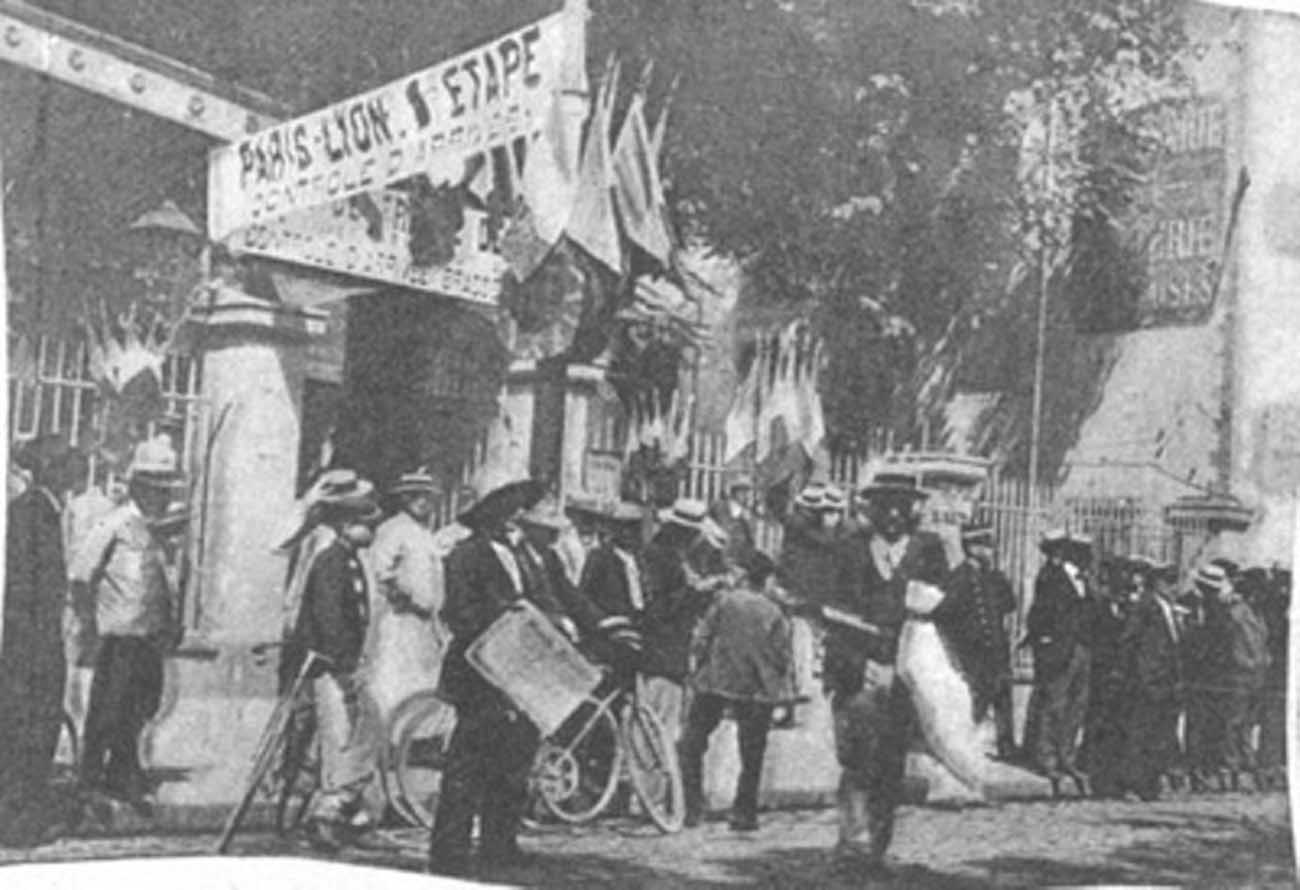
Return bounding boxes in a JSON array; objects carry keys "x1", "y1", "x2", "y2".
[{"x1": 366, "y1": 471, "x2": 447, "y2": 726}]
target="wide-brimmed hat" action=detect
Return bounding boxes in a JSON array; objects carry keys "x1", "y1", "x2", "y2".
[
  {"x1": 960, "y1": 522, "x2": 996, "y2": 547},
  {"x1": 795, "y1": 482, "x2": 846, "y2": 512},
  {"x1": 319, "y1": 490, "x2": 383, "y2": 526},
  {"x1": 659, "y1": 497, "x2": 708, "y2": 531},
  {"x1": 389, "y1": 469, "x2": 440, "y2": 497},
  {"x1": 1193, "y1": 563, "x2": 1230, "y2": 594},
  {"x1": 566, "y1": 497, "x2": 644, "y2": 525},
  {"x1": 519, "y1": 497, "x2": 571, "y2": 532},
  {"x1": 458, "y1": 478, "x2": 544, "y2": 530},
  {"x1": 723, "y1": 468, "x2": 753, "y2": 492},
  {"x1": 858, "y1": 472, "x2": 928, "y2": 502},
  {"x1": 1210, "y1": 557, "x2": 1241, "y2": 579}
]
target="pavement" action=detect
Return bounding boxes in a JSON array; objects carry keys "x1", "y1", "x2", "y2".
[{"x1": 0, "y1": 789, "x2": 1292, "y2": 888}]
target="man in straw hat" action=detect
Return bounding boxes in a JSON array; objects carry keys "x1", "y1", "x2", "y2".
[
  {"x1": 1, "y1": 436, "x2": 87, "y2": 845},
  {"x1": 1196, "y1": 562, "x2": 1270, "y2": 792},
  {"x1": 429, "y1": 478, "x2": 548, "y2": 876},
  {"x1": 365, "y1": 470, "x2": 447, "y2": 728},
  {"x1": 1023, "y1": 528, "x2": 1094, "y2": 796},
  {"x1": 641, "y1": 498, "x2": 730, "y2": 742},
  {"x1": 567, "y1": 498, "x2": 650, "y2": 668},
  {"x1": 292, "y1": 483, "x2": 386, "y2": 850},
  {"x1": 1111, "y1": 557, "x2": 1186, "y2": 801},
  {"x1": 68, "y1": 439, "x2": 185, "y2": 816},
  {"x1": 515, "y1": 497, "x2": 604, "y2": 643},
  {"x1": 817, "y1": 471, "x2": 947, "y2": 876}
]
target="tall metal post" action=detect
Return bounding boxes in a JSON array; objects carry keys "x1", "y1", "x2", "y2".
[{"x1": 1028, "y1": 102, "x2": 1054, "y2": 500}]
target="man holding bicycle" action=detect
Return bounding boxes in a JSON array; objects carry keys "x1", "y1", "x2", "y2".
[
  {"x1": 290, "y1": 485, "x2": 385, "y2": 851},
  {"x1": 428, "y1": 478, "x2": 548, "y2": 877}
]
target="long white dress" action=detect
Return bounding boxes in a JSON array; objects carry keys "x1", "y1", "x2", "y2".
[{"x1": 364, "y1": 511, "x2": 448, "y2": 727}]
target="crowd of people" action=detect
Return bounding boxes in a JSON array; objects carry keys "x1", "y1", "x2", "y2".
[
  {"x1": 1, "y1": 437, "x2": 1291, "y2": 883},
  {"x1": 1023, "y1": 531, "x2": 1288, "y2": 802}
]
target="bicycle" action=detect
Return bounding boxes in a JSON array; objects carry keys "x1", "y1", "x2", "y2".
[
  {"x1": 216, "y1": 642, "x2": 326, "y2": 854},
  {"x1": 380, "y1": 688, "x2": 456, "y2": 829},
  {"x1": 530, "y1": 672, "x2": 686, "y2": 833}
]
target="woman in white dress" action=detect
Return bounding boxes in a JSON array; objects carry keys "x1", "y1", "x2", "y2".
[{"x1": 364, "y1": 471, "x2": 448, "y2": 726}]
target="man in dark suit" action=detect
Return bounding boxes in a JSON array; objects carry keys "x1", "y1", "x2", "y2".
[
  {"x1": 708, "y1": 471, "x2": 757, "y2": 570},
  {"x1": 568, "y1": 499, "x2": 650, "y2": 667},
  {"x1": 930, "y1": 522, "x2": 1017, "y2": 760},
  {"x1": 1024, "y1": 529, "x2": 1094, "y2": 795},
  {"x1": 1082, "y1": 555, "x2": 1141, "y2": 798},
  {"x1": 817, "y1": 472, "x2": 948, "y2": 876},
  {"x1": 1, "y1": 438, "x2": 86, "y2": 846},
  {"x1": 428, "y1": 479, "x2": 546, "y2": 877},
  {"x1": 1119, "y1": 560, "x2": 1186, "y2": 800},
  {"x1": 515, "y1": 498, "x2": 603, "y2": 640}
]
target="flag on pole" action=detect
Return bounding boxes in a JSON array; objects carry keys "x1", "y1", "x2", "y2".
[
  {"x1": 612, "y1": 73, "x2": 674, "y2": 267},
  {"x1": 567, "y1": 57, "x2": 624, "y2": 274}
]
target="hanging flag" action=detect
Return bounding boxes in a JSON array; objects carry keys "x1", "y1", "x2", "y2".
[
  {"x1": 567, "y1": 58, "x2": 624, "y2": 274},
  {"x1": 649, "y1": 75, "x2": 679, "y2": 163},
  {"x1": 612, "y1": 80, "x2": 674, "y2": 268},
  {"x1": 724, "y1": 337, "x2": 765, "y2": 462}
]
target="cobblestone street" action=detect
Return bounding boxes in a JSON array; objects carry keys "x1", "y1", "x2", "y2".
[{"x1": 1, "y1": 791, "x2": 1292, "y2": 888}]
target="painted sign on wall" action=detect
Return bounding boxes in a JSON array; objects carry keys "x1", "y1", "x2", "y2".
[{"x1": 1132, "y1": 99, "x2": 1231, "y2": 327}]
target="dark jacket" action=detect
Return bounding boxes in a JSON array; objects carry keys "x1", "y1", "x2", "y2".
[
  {"x1": 292, "y1": 540, "x2": 370, "y2": 676},
  {"x1": 518, "y1": 542, "x2": 605, "y2": 635},
  {"x1": 1210, "y1": 596, "x2": 1271, "y2": 689},
  {"x1": 1123, "y1": 594, "x2": 1184, "y2": 702},
  {"x1": 779, "y1": 512, "x2": 847, "y2": 606},
  {"x1": 822, "y1": 528, "x2": 948, "y2": 696},
  {"x1": 641, "y1": 537, "x2": 714, "y2": 682},
  {"x1": 1, "y1": 488, "x2": 68, "y2": 728},
  {"x1": 708, "y1": 498, "x2": 756, "y2": 568},
  {"x1": 690, "y1": 585, "x2": 795, "y2": 704},
  {"x1": 577, "y1": 543, "x2": 640, "y2": 620},
  {"x1": 1026, "y1": 560, "x2": 1091, "y2": 678},
  {"x1": 931, "y1": 559, "x2": 1015, "y2": 690},
  {"x1": 437, "y1": 533, "x2": 528, "y2": 709}
]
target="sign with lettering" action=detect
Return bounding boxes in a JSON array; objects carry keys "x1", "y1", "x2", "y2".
[
  {"x1": 1130, "y1": 99, "x2": 1230, "y2": 327},
  {"x1": 207, "y1": 10, "x2": 570, "y2": 240},
  {"x1": 229, "y1": 192, "x2": 506, "y2": 306}
]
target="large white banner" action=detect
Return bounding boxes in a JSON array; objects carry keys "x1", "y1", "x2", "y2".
[{"x1": 208, "y1": 10, "x2": 570, "y2": 240}]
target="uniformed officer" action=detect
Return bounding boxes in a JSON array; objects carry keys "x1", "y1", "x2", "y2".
[{"x1": 930, "y1": 521, "x2": 1017, "y2": 758}]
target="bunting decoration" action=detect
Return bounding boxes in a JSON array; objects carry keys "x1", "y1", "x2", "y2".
[
  {"x1": 567, "y1": 57, "x2": 624, "y2": 274},
  {"x1": 612, "y1": 66, "x2": 675, "y2": 268},
  {"x1": 724, "y1": 321, "x2": 826, "y2": 464}
]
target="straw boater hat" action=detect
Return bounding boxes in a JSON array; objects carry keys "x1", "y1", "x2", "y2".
[
  {"x1": 1193, "y1": 563, "x2": 1230, "y2": 594},
  {"x1": 659, "y1": 497, "x2": 709, "y2": 531},
  {"x1": 795, "y1": 482, "x2": 846, "y2": 512},
  {"x1": 389, "y1": 469, "x2": 440, "y2": 497},
  {"x1": 519, "y1": 497, "x2": 571, "y2": 532},
  {"x1": 457, "y1": 478, "x2": 544, "y2": 530},
  {"x1": 858, "y1": 471, "x2": 929, "y2": 502}
]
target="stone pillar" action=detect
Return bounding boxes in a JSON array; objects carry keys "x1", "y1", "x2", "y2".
[
  {"x1": 147, "y1": 289, "x2": 326, "y2": 815},
  {"x1": 1232, "y1": 9, "x2": 1300, "y2": 564},
  {"x1": 191, "y1": 292, "x2": 327, "y2": 642}
]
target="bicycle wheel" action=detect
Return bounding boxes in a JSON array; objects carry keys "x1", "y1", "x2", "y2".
[
  {"x1": 622, "y1": 703, "x2": 685, "y2": 834},
  {"x1": 534, "y1": 705, "x2": 623, "y2": 824},
  {"x1": 386, "y1": 691, "x2": 456, "y2": 829},
  {"x1": 217, "y1": 691, "x2": 299, "y2": 854}
]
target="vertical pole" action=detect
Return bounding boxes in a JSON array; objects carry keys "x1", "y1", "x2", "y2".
[
  {"x1": 1028, "y1": 100, "x2": 1053, "y2": 496},
  {"x1": 0, "y1": 156, "x2": 8, "y2": 653},
  {"x1": 1290, "y1": 491, "x2": 1299, "y2": 874}
]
